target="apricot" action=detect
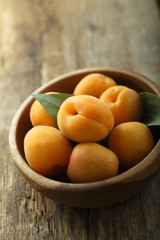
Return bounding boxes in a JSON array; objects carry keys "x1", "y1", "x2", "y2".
[
  {"x1": 73, "y1": 73, "x2": 116, "y2": 98},
  {"x1": 67, "y1": 142, "x2": 119, "y2": 183},
  {"x1": 57, "y1": 95, "x2": 114, "y2": 142},
  {"x1": 108, "y1": 122, "x2": 155, "y2": 171},
  {"x1": 24, "y1": 126, "x2": 72, "y2": 176},
  {"x1": 30, "y1": 92, "x2": 58, "y2": 127},
  {"x1": 99, "y1": 85, "x2": 142, "y2": 125}
]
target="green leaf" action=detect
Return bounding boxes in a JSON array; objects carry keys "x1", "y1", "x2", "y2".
[
  {"x1": 139, "y1": 92, "x2": 160, "y2": 126},
  {"x1": 32, "y1": 93, "x2": 74, "y2": 127}
]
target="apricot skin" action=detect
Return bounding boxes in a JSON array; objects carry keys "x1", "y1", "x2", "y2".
[
  {"x1": 73, "y1": 73, "x2": 116, "y2": 98},
  {"x1": 57, "y1": 95, "x2": 114, "y2": 142},
  {"x1": 30, "y1": 92, "x2": 57, "y2": 127},
  {"x1": 67, "y1": 142, "x2": 119, "y2": 183},
  {"x1": 99, "y1": 85, "x2": 142, "y2": 125},
  {"x1": 24, "y1": 126, "x2": 72, "y2": 176},
  {"x1": 108, "y1": 122, "x2": 155, "y2": 171}
]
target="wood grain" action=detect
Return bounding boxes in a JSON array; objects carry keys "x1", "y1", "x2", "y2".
[{"x1": 0, "y1": 0, "x2": 160, "y2": 239}]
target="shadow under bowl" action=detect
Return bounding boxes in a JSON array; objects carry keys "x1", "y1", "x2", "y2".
[{"x1": 9, "y1": 67, "x2": 160, "y2": 208}]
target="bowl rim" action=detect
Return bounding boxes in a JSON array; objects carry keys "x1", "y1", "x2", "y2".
[{"x1": 9, "y1": 67, "x2": 160, "y2": 191}]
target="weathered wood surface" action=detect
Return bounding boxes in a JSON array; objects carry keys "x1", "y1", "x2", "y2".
[{"x1": 0, "y1": 0, "x2": 160, "y2": 239}]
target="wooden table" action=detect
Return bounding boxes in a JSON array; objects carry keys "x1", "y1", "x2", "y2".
[{"x1": 0, "y1": 0, "x2": 160, "y2": 239}]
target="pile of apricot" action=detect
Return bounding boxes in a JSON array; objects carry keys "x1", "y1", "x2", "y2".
[{"x1": 24, "y1": 73, "x2": 155, "y2": 183}]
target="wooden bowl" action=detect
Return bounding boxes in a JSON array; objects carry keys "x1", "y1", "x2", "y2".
[{"x1": 9, "y1": 67, "x2": 160, "y2": 208}]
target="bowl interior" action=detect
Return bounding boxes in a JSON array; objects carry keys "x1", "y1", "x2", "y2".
[{"x1": 13, "y1": 68, "x2": 160, "y2": 184}]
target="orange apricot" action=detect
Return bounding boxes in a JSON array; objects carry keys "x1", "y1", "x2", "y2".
[
  {"x1": 99, "y1": 85, "x2": 142, "y2": 125},
  {"x1": 57, "y1": 95, "x2": 114, "y2": 142},
  {"x1": 67, "y1": 142, "x2": 119, "y2": 183},
  {"x1": 24, "y1": 126, "x2": 72, "y2": 176},
  {"x1": 30, "y1": 92, "x2": 58, "y2": 127},
  {"x1": 73, "y1": 73, "x2": 116, "y2": 98},
  {"x1": 108, "y1": 122, "x2": 155, "y2": 171}
]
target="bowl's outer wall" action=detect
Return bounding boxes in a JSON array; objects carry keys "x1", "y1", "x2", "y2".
[
  {"x1": 10, "y1": 68, "x2": 160, "y2": 208},
  {"x1": 19, "y1": 165, "x2": 158, "y2": 208}
]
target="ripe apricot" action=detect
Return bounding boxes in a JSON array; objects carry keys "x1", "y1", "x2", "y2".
[
  {"x1": 30, "y1": 92, "x2": 58, "y2": 127},
  {"x1": 67, "y1": 142, "x2": 119, "y2": 183},
  {"x1": 24, "y1": 126, "x2": 72, "y2": 176},
  {"x1": 100, "y1": 85, "x2": 142, "y2": 125},
  {"x1": 73, "y1": 73, "x2": 116, "y2": 98},
  {"x1": 108, "y1": 122, "x2": 155, "y2": 171},
  {"x1": 57, "y1": 95, "x2": 114, "y2": 142}
]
